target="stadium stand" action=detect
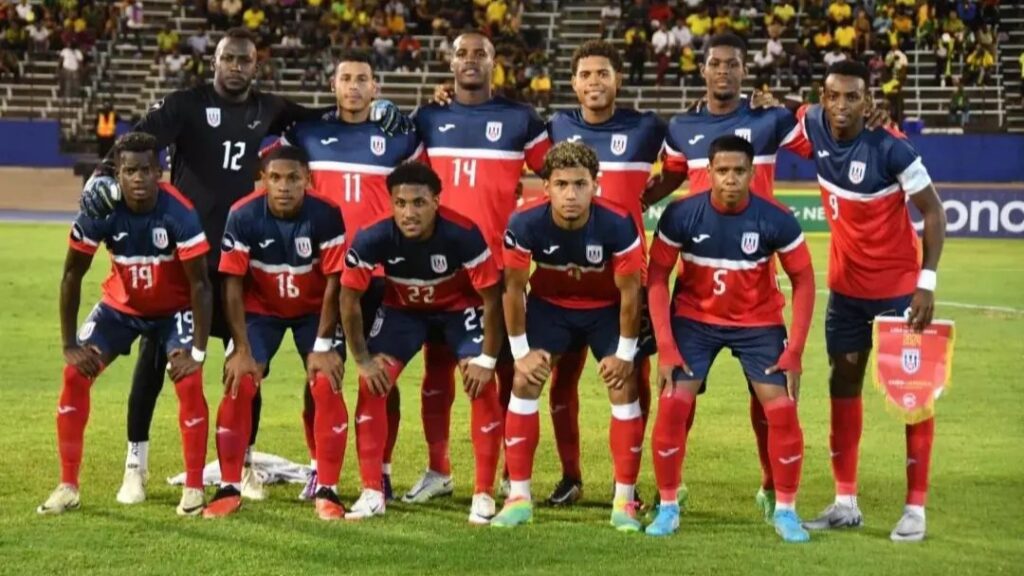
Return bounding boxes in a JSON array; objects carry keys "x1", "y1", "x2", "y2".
[{"x1": 0, "y1": 0, "x2": 1021, "y2": 150}]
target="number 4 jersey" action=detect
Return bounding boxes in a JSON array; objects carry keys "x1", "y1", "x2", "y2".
[
  {"x1": 341, "y1": 207, "x2": 501, "y2": 312},
  {"x1": 219, "y1": 191, "x2": 347, "y2": 318},
  {"x1": 68, "y1": 183, "x2": 210, "y2": 317}
]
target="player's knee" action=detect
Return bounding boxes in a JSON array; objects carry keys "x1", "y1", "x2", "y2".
[
  {"x1": 63, "y1": 364, "x2": 93, "y2": 390},
  {"x1": 511, "y1": 374, "x2": 539, "y2": 400},
  {"x1": 828, "y1": 353, "x2": 867, "y2": 397}
]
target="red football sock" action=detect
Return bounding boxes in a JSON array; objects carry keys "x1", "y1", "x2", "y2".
[
  {"x1": 550, "y1": 348, "x2": 584, "y2": 479},
  {"x1": 830, "y1": 396, "x2": 863, "y2": 496},
  {"x1": 470, "y1": 380, "x2": 503, "y2": 495},
  {"x1": 905, "y1": 417, "x2": 935, "y2": 506},
  {"x1": 384, "y1": 386, "x2": 400, "y2": 467},
  {"x1": 609, "y1": 401, "x2": 644, "y2": 486},
  {"x1": 496, "y1": 359, "x2": 515, "y2": 479},
  {"x1": 764, "y1": 397, "x2": 804, "y2": 506},
  {"x1": 57, "y1": 364, "x2": 95, "y2": 487},
  {"x1": 311, "y1": 373, "x2": 348, "y2": 488},
  {"x1": 173, "y1": 371, "x2": 208, "y2": 490},
  {"x1": 215, "y1": 375, "x2": 257, "y2": 485},
  {"x1": 302, "y1": 385, "x2": 316, "y2": 462},
  {"x1": 750, "y1": 395, "x2": 774, "y2": 491},
  {"x1": 421, "y1": 342, "x2": 456, "y2": 476},
  {"x1": 504, "y1": 394, "x2": 540, "y2": 482},
  {"x1": 356, "y1": 361, "x2": 402, "y2": 491},
  {"x1": 651, "y1": 387, "x2": 695, "y2": 502},
  {"x1": 637, "y1": 356, "x2": 652, "y2": 422}
]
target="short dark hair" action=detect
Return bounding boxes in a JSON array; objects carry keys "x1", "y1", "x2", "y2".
[
  {"x1": 825, "y1": 60, "x2": 870, "y2": 89},
  {"x1": 705, "y1": 33, "x2": 748, "y2": 60},
  {"x1": 571, "y1": 40, "x2": 623, "y2": 75},
  {"x1": 708, "y1": 135, "x2": 755, "y2": 164},
  {"x1": 113, "y1": 132, "x2": 159, "y2": 163},
  {"x1": 261, "y1": 145, "x2": 310, "y2": 171},
  {"x1": 386, "y1": 162, "x2": 442, "y2": 195},
  {"x1": 541, "y1": 141, "x2": 600, "y2": 180},
  {"x1": 223, "y1": 27, "x2": 257, "y2": 45},
  {"x1": 336, "y1": 49, "x2": 375, "y2": 73}
]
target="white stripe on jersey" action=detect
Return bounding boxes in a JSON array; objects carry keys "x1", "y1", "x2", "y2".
[
  {"x1": 524, "y1": 131, "x2": 548, "y2": 150},
  {"x1": 779, "y1": 123, "x2": 802, "y2": 147},
  {"x1": 613, "y1": 236, "x2": 642, "y2": 257},
  {"x1": 309, "y1": 160, "x2": 395, "y2": 175},
  {"x1": 426, "y1": 147, "x2": 525, "y2": 160},
  {"x1": 535, "y1": 261, "x2": 606, "y2": 274},
  {"x1": 817, "y1": 176, "x2": 902, "y2": 201},
  {"x1": 389, "y1": 272, "x2": 458, "y2": 287},
  {"x1": 319, "y1": 234, "x2": 345, "y2": 250},
  {"x1": 600, "y1": 161, "x2": 653, "y2": 172},
  {"x1": 112, "y1": 254, "x2": 176, "y2": 266},
  {"x1": 463, "y1": 248, "x2": 492, "y2": 269},
  {"x1": 250, "y1": 259, "x2": 320, "y2": 275},
  {"x1": 408, "y1": 142, "x2": 426, "y2": 162},
  {"x1": 656, "y1": 229, "x2": 682, "y2": 248},
  {"x1": 778, "y1": 233, "x2": 806, "y2": 254},
  {"x1": 178, "y1": 232, "x2": 207, "y2": 249},
  {"x1": 679, "y1": 252, "x2": 769, "y2": 271},
  {"x1": 663, "y1": 142, "x2": 684, "y2": 157},
  {"x1": 897, "y1": 158, "x2": 932, "y2": 196},
  {"x1": 686, "y1": 155, "x2": 777, "y2": 169}
]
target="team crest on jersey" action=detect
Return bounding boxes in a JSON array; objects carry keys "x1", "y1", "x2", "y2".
[
  {"x1": 848, "y1": 161, "x2": 867, "y2": 185},
  {"x1": 152, "y1": 227, "x2": 169, "y2": 249},
  {"x1": 585, "y1": 244, "x2": 603, "y2": 264},
  {"x1": 205, "y1": 107, "x2": 221, "y2": 128},
  {"x1": 901, "y1": 348, "x2": 921, "y2": 375},
  {"x1": 430, "y1": 254, "x2": 448, "y2": 273},
  {"x1": 295, "y1": 237, "x2": 312, "y2": 259},
  {"x1": 370, "y1": 135, "x2": 386, "y2": 156},
  {"x1": 485, "y1": 121, "x2": 503, "y2": 142},
  {"x1": 740, "y1": 232, "x2": 760, "y2": 255},
  {"x1": 610, "y1": 134, "x2": 628, "y2": 156},
  {"x1": 734, "y1": 128, "x2": 752, "y2": 142}
]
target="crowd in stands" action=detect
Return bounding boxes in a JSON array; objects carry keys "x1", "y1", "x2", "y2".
[{"x1": 604, "y1": 0, "x2": 1009, "y2": 124}]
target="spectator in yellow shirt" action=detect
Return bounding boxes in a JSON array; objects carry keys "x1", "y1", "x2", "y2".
[
  {"x1": 678, "y1": 44, "x2": 699, "y2": 85},
  {"x1": 966, "y1": 44, "x2": 994, "y2": 85},
  {"x1": 243, "y1": 5, "x2": 265, "y2": 30},
  {"x1": 687, "y1": 9, "x2": 712, "y2": 41},
  {"x1": 827, "y1": 0, "x2": 852, "y2": 25},
  {"x1": 834, "y1": 23, "x2": 856, "y2": 51},
  {"x1": 773, "y1": 0, "x2": 797, "y2": 27},
  {"x1": 812, "y1": 27, "x2": 833, "y2": 58},
  {"x1": 530, "y1": 68, "x2": 551, "y2": 110},
  {"x1": 486, "y1": 0, "x2": 508, "y2": 27}
]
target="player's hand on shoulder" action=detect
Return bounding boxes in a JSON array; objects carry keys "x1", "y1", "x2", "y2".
[
  {"x1": 307, "y1": 350, "x2": 345, "y2": 393},
  {"x1": 750, "y1": 88, "x2": 782, "y2": 109},
  {"x1": 63, "y1": 344, "x2": 103, "y2": 379},
  {"x1": 81, "y1": 174, "x2": 121, "y2": 219},
  {"x1": 461, "y1": 358, "x2": 495, "y2": 399},
  {"x1": 907, "y1": 288, "x2": 935, "y2": 333},
  {"x1": 864, "y1": 102, "x2": 895, "y2": 130},
  {"x1": 598, "y1": 356, "x2": 634, "y2": 390},
  {"x1": 514, "y1": 350, "x2": 551, "y2": 387},
  {"x1": 370, "y1": 99, "x2": 413, "y2": 136},
  {"x1": 224, "y1": 350, "x2": 260, "y2": 398},
  {"x1": 167, "y1": 348, "x2": 203, "y2": 381},
  {"x1": 431, "y1": 82, "x2": 454, "y2": 106}
]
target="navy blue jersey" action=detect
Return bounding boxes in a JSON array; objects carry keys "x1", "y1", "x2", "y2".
[
  {"x1": 341, "y1": 207, "x2": 501, "y2": 312},
  {"x1": 504, "y1": 197, "x2": 643, "y2": 309},
  {"x1": 69, "y1": 183, "x2": 209, "y2": 317},
  {"x1": 220, "y1": 191, "x2": 347, "y2": 318}
]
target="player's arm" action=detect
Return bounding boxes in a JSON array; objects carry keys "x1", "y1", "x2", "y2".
[
  {"x1": 647, "y1": 211, "x2": 693, "y2": 392},
  {"x1": 307, "y1": 208, "x2": 347, "y2": 390},
  {"x1": 908, "y1": 183, "x2": 946, "y2": 331},
  {"x1": 779, "y1": 104, "x2": 814, "y2": 159},
  {"x1": 168, "y1": 256, "x2": 213, "y2": 382},
  {"x1": 59, "y1": 247, "x2": 102, "y2": 378},
  {"x1": 642, "y1": 133, "x2": 689, "y2": 209},
  {"x1": 463, "y1": 283, "x2": 503, "y2": 398},
  {"x1": 766, "y1": 228, "x2": 815, "y2": 401},
  {"x1": 340, "y1": 244, "x2": 392, "y2": 396},
  {"x1": 600, "y1": 269, "x2": 642, "y2": 390},
  {"x1": 502, "y1": 225, "x2": 551, "y2": 387},
  {"x1": 218, "y1": 213, "x2": 260, "y2": 394}
]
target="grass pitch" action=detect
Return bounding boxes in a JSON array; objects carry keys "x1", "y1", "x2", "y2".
[{"x1": 0, "y1": 224, "x2": 1022, "y2": 575}]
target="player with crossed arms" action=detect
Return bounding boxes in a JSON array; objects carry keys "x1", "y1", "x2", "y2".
[
  {"x1": 39, "y1": 133, "x2": 213, "y2": 517},
  {"x1": 340, "y1": 162, "x2": 505, "y2": 523},
  {"x1": 645, "y1": 135, "x2": 816, "y2": 542},
  {"x1": 203, "y1": 146, "x2": 349, "y2": 520},
  {"x1": 494, "y1": 142, "x2": 646, "y2": 531}
]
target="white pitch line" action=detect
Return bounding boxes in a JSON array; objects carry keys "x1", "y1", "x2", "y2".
[{"x1": 775, "y1": 277, "x2": 1024, "y2": 315}]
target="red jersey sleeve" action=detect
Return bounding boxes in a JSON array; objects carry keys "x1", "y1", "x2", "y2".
[
  {"x1": 781, "y1": 104, "x2": 814, "y2": 159},
  {"x1": 661, "y1": 129, "x2": 689, "y2": 174},
  {"x1": 460, "y1": 225, "x2": 501, "y2": 291},
  {"x1": 523, "y1": 111, "x2": 551, "y2": 174},
  {"x1": 502, "y1": 221, "x2": 533, "y2": 271},
  {"x1": 610, "y1": 223, "x2": 643, "y2": 277},
  {"x1": 68, "y1": 215, "x2": 103, "y2": 255},
  {"x1": 317, "y1": 205, "x2": 347, "y2": 275},
  {"x1": 340, "y1": 232, "x2": 378, "y2": 291},
  {"x1": 218, "y1": 210, "x2": 250, "y2": 276},
  {"x1": 173, "y1": 207, "x2": 210, "y2": 262}
]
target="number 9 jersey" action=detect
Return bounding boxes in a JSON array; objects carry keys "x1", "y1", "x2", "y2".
[{"x1": 218, "y1": 190, "x2": 347, "y2": 318}]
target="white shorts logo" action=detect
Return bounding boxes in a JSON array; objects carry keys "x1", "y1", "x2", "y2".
[
  {"x1": 901, "y1": 347, "x2": 921, "y2": 375},
  {"x1": 485, "y1": 121, "x2": 503, "y2": 142},
  {"x1": 77, "y1": 321, "x2": 96, "y2": 343},
  {"x1": 206, "y1": 107, "x2": 221, "y2": 128},
  {"x1": 431, "y1": 254, "x2": 448, "y2": 273},
  {"x1": 295, "y1": 237, "x2": 312, "y2": 259},
  {"x1": 741, "y1": 232, "x2": 760, "y2": 255},
  {"x1": 585, "y1": 244, "x2": 603, "y2": 264},
  {"x1": 369, "y1": 309, "x2": 384, "y2": 338},
  {"x1": 370, "y1": 135, "x2": 386, "y2": 156},
  {"x1": 734, "y1": 128, "x2": 752, "y2": 142},
  {"x1": 848, "y1": 161, "x2": 866, "y2": 185},
  {"x1": 610, "y1": 133, "x2": 628, "y2": 156},
  {"x1": 152, "y1": 227, "x2": 169, "y2": 249}
]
